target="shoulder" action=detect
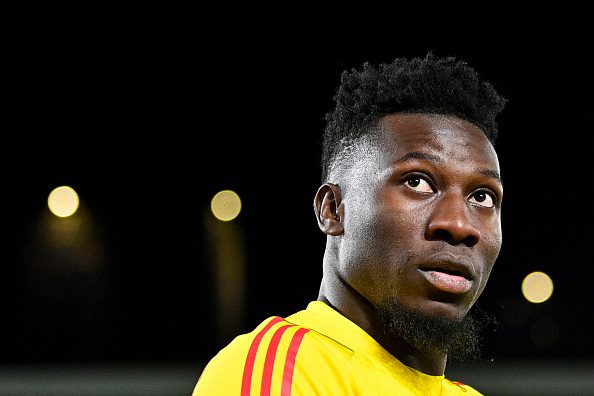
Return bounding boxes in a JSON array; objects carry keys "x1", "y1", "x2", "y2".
[
  {"x1": 193, "y1": 315, "x2": 355, "y2": 395},
  {"x1": 193, "y1": 316, "x2": 284, "y2": 395},
  {"x1": 443, "y1": 378, "x2": 485, "y2": 395}
]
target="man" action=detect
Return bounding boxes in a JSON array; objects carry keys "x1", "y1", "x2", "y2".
[{"x1": 194, "y1": 53, "x2": 506, "y2": 395}]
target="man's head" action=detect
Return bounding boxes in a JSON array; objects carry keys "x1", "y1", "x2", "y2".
[{"x1": 314, "y1": 53, "x2": 506, "y2": 362}]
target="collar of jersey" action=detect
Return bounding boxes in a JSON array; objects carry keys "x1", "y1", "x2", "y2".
[{"x1": 286, "y1": 300, "x2": 446, "y2": 386}]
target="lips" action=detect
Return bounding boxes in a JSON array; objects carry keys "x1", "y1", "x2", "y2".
[{"x1": 418, "y1": 260, "x2": 475, "y2": 294}]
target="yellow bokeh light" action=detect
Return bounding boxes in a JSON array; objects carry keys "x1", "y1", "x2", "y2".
[
  {"x1": 211, "y1": 190, "x2": 242, "y2": 221},
  {"x1": 48, "y1": 186, "x2": 80, "y2": 218},
  {"x1": 522, "y1": 271, "x2": 554, "y2": 303}
]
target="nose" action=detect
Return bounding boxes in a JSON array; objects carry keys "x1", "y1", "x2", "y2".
[{"x1": 426, "y1": 195, "x2": 480, "y2": 247}]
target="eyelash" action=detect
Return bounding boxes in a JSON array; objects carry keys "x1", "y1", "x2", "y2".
[
  {"x1": 403, "y1": 174, "x2": 498, "y2": 206},
  {"x1": 471, "y1": 189, "x2": 498, "y2": 206},
  {"x1": 404, "y1": 173, "x2": 435, "y2": 191}
]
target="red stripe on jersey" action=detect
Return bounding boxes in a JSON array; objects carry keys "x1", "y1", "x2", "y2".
[
  {"x1": 281, "y1": 328, "x2": 310, "y2": 396},
  {"x1": 260, "y1": 324, "x2": 294, "y2": 396},
  {"x1": 241, "y1": 316, "x2": 284, "y2": 396}
]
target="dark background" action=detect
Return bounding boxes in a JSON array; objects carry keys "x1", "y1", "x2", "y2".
[{"x1": 2, "y1": 6, "x2": 592, "y2": 372}]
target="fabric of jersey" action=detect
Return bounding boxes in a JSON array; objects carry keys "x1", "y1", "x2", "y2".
[{"x1": 193, "y1": 300, "x2": 484, "y2": 395}]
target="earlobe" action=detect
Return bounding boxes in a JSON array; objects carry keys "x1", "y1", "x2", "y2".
[{"x1": 313, "y1": 183, "x2": 344, "y2": 236}]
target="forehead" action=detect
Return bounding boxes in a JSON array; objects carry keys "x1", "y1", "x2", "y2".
[
  {"x1": 373, "y1": 113, "x2": 499, "y2": 169},
  {"x1": 329, "y1": 113, "x2": 501, "y2": 187}
]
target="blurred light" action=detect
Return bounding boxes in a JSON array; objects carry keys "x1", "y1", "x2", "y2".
[
  {"x1": 211, "y1": 190, "x2": 241, "y2": 221},
  {"x1": 204, "y1": 209, "x2": 247, "y2": 345},
  {"x1": 48, "y1": 186, "x2": 80, "y2": 218},
  {"x1": 522, "y1": 271, "x2": 554, "y2": 303}
]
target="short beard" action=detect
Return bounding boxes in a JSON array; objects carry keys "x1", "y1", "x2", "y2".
[{"x1": 374, "y1": 299, "x2": 496, "y2": 362}]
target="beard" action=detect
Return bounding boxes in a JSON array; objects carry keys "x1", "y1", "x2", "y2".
[{"x1": 374, "y1": 299, "x2": 496, "y2": 362}]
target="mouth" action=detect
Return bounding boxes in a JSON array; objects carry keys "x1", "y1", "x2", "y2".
[{"x1": 418, "y1": 261, "x2": 475, "y2": 295}]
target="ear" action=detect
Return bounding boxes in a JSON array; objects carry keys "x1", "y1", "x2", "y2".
[{"x1": 313, "y1": 183, "x2": 344, "y2": 236}]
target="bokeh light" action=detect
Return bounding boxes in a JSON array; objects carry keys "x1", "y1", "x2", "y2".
[
  {"x1": 211, "y1": 190, "x2": 242, "y2": 221},
  {"x1": 48, "y1": 186, "x2": 80, "y2": 218},
  {"x1": 522, "y1": 271, "x2": 554, "y2": 303}
]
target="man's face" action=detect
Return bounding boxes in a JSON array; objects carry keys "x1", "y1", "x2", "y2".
[{"x1": 335, "y1": 113, "x2": 502, "y2": 322}]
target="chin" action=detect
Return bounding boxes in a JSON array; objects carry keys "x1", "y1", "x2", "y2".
[
  {"x1": 415, "y1": 299, "x2": 471, "y2": 323},
  {"x1": 374, "y1": 297, "x2": 492, "y2": 360}
]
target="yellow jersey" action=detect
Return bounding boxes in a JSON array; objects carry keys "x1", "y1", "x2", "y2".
[{"x1": 193, "y1": 300, "x2": 484, "y2": 395}]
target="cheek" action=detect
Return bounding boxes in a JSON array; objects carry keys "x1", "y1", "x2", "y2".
[
  {"x1": 485, "y1": 227, "x2": 503, "y2": 267},
  {"x1": 340, "y1": 212, "x2": 383, "y2": 274},
  {"x1": 338, "y1": 212, "x2": 397, "y2": 290},
  {"x1": 475, "y1": 231, "x2": 502, "y2": 294},
  {"x1": 343, "y1": 212, "x2": 415, "y2": 291}
]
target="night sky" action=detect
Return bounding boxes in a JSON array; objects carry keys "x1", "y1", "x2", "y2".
[{"x1": 2, "y1": 7, "x2": 592, "y2": 367}]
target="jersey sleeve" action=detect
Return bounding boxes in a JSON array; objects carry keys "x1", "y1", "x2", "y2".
[
  {"x1": 191, "y1": 329, "x2": 252, "y2": 395},
  {"x1": 192, "y1": 315, "x2": 355, "y2": 395},
  {"x1": 444, "y1": 378, "x2": 486, "y2": 395},
  {"x1": 192, "y1": 316, "x2": 283, "y2": 395}
]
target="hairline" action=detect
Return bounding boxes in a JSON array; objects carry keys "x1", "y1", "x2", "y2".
[{"x1": 324, "y1": 112, "x2": 491, "y2": 184}]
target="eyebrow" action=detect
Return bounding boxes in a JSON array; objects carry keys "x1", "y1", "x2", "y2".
[
  {"x1": 397, "y1": 151, "x2": 503, "y2": 186},
  {"x1": 479, "y1": 169, "x2": 503, "y2": 186},
  {"x1": 397, "y1": 151, "x2": 442, "y2": 163}
]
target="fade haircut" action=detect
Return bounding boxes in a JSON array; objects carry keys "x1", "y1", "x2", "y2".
[{"x1": 321, "y1": 53, "x2": 507, "y2": 182}]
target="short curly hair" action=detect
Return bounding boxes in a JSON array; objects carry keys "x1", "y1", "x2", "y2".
[{"x1": 321, "y1": 53, "x2": 507, "y2": 182}]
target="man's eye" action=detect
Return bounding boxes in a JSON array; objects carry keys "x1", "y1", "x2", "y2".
[
  {"x1": 469, "y1": 191, "x2": 495, "y2": 208},
  {"x1": 405, "y1": 176, "x2": 433, "y2": 193}
]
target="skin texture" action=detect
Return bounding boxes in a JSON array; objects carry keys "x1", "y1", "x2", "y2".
[{"x1": 314, "y1": 113, "x2": 503, "y2": 375}]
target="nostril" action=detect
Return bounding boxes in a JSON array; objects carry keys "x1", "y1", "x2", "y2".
[
  {"x1": 461, "y1": 234, "x2": 479, "y2": 247},
  {"x1": 431, "y1": 229, "x2": 454, "y2": 243},
  {"x1": 427, "y1": 228, "x2": 479, "y2": 247}
]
